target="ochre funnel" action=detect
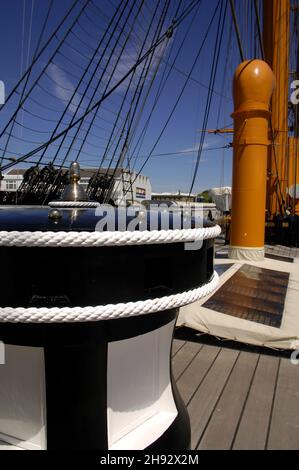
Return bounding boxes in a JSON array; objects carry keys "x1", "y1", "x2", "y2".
[{"x1": 229, "y1": 60, "x2": 275, "y2": 261}]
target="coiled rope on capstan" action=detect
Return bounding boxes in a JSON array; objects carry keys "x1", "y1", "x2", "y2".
[
  {"x1": 48, "y1": 200, "x2": 100, "y2": 208},
  {"x1": 0, "y1": 224, "x2": 221, "y2": 247},
  {"x1": 0, "y1": 271, "x2": 219, "y2": 323}
]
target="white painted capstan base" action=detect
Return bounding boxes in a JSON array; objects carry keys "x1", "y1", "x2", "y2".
[
  {"x1": 0, "y1": 320, "x2": 178, "y2": 450},
  {"x1": 0, "y1": 345, "x2": 47, "y2": 450},
  {"x1": 107, "y1": 320, "x2": 177, "y2": 450},
  {"x1": 0, "y1": 440, "x2": 24, "y2": 450}
]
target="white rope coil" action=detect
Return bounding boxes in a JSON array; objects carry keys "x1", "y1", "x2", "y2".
[
  {"x1": 0, "y1": 224, "x2": 221, "y2": 247},
  {"x1": 49, "y1": 201, "x2": 99, "y2": 208},
  {"x1": 0, "y1": 271, "x2": 219, "y2": 323}
]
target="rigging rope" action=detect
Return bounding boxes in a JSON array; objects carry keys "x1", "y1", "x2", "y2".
[
  {"x1": 253, "y1": 0, "x2": 265, "y2": 60},
  {"x1": 100, "y1": 0, "x2": 173, "y2": 203},
  {"x1": 41, "y1": 0, "x2": 143, "y2": 202},
  {"x1": 124, "y1": 0, "x2": 218, "y2": 193},
  {"x1": 0, "y1": 0, "x2": 82, "y2": 113},
  {"x1": 0, "y1": 0, "x2": 202, "y2": 173},
  {"x1": 0, "y1": 0, "x2": 54, "y2": 166},
  {"x1": 73, "y1": 0, "x2": 156, "y2": 169},
  {"x1": 229, "y1": 0, "x2": 245, "y2": 62},
  {"x1": 188, "y1": 0, "x2": 227, "y2": 197},
  {"x1": 35, "y1": 0, "x2": 129, "y2": 172},
  {"x1": 127, "y1": 1, "x2": 203, "y2": 173},
  {"x1": 0, "y1": 0, "x2": 91, "y2": 151}
]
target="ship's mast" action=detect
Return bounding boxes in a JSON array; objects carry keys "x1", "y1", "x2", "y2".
[
  {"x1": 228, "y1": 59, "x2": 275, "y2": 261},
  {"x1": 288, "y1": 2, "x2": 299, "y2": 212},
  {"x1": 263, "y1": 0, "x2": 290, "y2": 217}
]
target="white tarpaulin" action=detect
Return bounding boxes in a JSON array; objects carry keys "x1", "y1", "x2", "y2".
[{"x1": 177, "y1": 257, "x2": 299, "y2": 350}]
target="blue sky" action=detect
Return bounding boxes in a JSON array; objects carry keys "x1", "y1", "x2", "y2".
[{"x1": 0, "y1": 0, "x2": 249, "y2": 193}]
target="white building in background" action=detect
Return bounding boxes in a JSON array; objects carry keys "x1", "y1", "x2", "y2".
[
  {"x1": 209, "y1": 187, "x2": 231, "y2": 213},
  {"x1": 151, "y1": 191, "x2": 218, "y2": 219},
  {"x1": 0, "y1": 168, "x2": 152, "y2": 204},
  {"x1": 151, "y1": 191, "x2": 198, "y2": 203},
  {"x1": 0, "y1": 169, "x2": 24, "y2": 192}
]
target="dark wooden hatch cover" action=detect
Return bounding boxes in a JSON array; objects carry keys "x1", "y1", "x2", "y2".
[{"x1": 203, "y1": 264, "x2": 289, "y2": 328}]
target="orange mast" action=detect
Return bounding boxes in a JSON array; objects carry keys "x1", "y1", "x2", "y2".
[
  {"x1": 288, "y1": 136, "x2": 299, "y2": 212},
  {"x1": 263, "y1": 0, "x2": 290, "y2": 217},
  {"x1": 229, "y1": 60, "x2": 275, "y2": 260}
]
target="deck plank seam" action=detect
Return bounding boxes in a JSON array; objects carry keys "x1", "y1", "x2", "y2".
[
  {"x1": 171, "y1": 340, "x2": 186, "y2": 358},
  {"x1": 264, "y1": 357, "x2": 282, "y2": 450},
  {"x1": 182, "y1": 347, "x2": 222, "y2": 407},
  {"x1": 194, "y1": 350, "x2": 241, "y2": 450},
  {"x1": 230, "y1": 354, "x2": 261, "y2": 449},
  {"x1": 174, "y1": 343, "x2": 204, "y2": 382}
]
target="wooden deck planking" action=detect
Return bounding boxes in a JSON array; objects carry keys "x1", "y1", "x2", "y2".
[
  {"x1": 0, "y1": 336, "x2": 298, "y2": 450},
  {"x1": 176, "y1": 344, "x2": 221, "y2": 405},
  {"x1": 173, "y1": 332, "x2": 299, "y2": 450},
  {"x1": 172, "y1": 340, "x2": 203, "y2": 381},
  {"x1": 197, "y1": 350, "x2": 259, "y2": 449},
  {"x1": 171, "y1": 338, "x2": 186, "y2": 357},
  {"x1": 184, "y1": 347, "x2": 240, "y2": 449},
  {"x1": 232, "y1": 354, "x2": 280, "y2": 450},
  {"x1": 267, "y1": 357, "x2": 299, "y2": 449}
]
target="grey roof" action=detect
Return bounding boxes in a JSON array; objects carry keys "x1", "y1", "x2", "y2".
[
  {"x1": 6, "y1": 168, "x2": 27, "y2": 175},
  {"x1": 6, "y1": 167, "x2": 122, "y2": 178},
  {"x1": 79, "y1": 168, "x2": 122, "y2": 178},
  {"x1": 151, "y1": 191, "x2": 197, "y2": 197}
]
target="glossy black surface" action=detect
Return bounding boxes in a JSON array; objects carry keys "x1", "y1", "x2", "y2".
[
  {"x1": 0, "y1": 206, "x2": 196, "y2": 451},
  {"x1": 0, "y1": 309, "x2": 176, "y2": 346},
  {"x1": 0, "y1": 240, "x2": 214, "y2": 308},
  {"x1": 0, "y1": 206, "x2": 215, "y2": 311},
  {"x1": 0, "y1": 206, "x2": 215, "y2": 232}
]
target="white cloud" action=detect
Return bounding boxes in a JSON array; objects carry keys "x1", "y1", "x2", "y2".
[
  {"x1": 180, "y1": 142, "x2": 210, "y2": 153},
  {"x1": 101, "y1": 38, "x2": 168, "y2": 93},
  {"x1": 46, "y1": 32, "x2": 169, "y2": 119},
  {"x1": 47, "y1": 63, "x2": 84, "y2": 114}
]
